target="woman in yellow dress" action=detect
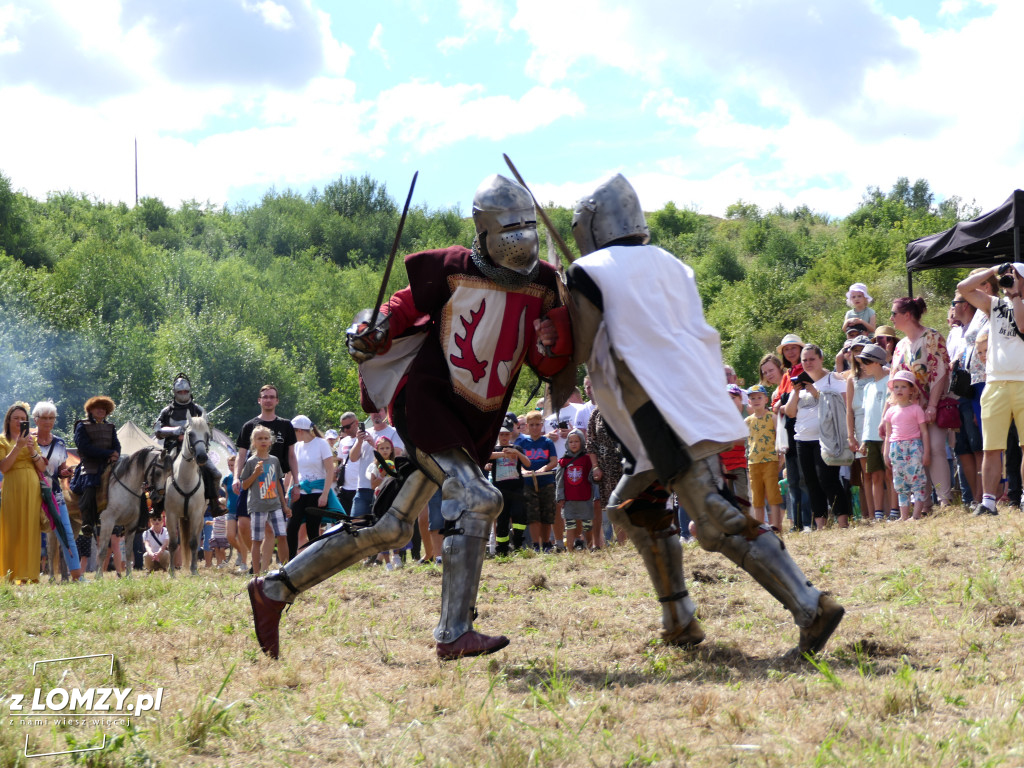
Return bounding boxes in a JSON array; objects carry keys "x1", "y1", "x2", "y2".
[{"x1": 0, "y1": 402, "x2": 49, "y2": 583}]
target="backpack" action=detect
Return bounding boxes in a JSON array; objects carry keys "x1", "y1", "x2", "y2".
[{"x1": 818, "y1": 374, "x2": 854, "y2": 467}]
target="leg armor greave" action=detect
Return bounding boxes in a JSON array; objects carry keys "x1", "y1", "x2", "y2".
[
  {"x1": 432, "y1": 449, "x2": 504, "y2": 644},
  {"x1": 607, "y1": 471, "x2": 700, "y2": 644},
  {"x1": 670, "y1": 456, "x2": 750, "y2": 540},
  {"x1": 715, "y1": 528, "x2": 821, "y2": 628},
  {"x1": 673, "y1": 455, "x2": 820, "y2": 628},
  {"x1": 262, "y1": 470, "x2": 438, "y2": 603}
]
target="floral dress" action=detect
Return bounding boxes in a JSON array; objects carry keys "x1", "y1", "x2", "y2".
[{"x1": 892, "y1": 328, "x2": 950, "y2": 403}]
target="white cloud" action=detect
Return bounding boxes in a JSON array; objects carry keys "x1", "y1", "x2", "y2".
[
  {"x1": 3, "y1": 0, "x2": 1022, "y2": 224},
  {"x1": 939, "y1": 0, "x2": 967, "y2": 16},
  {"x1": 370, "y1": 82, "x2": 584, "y2": 153},
  {"x1": 314, "y1": 8, "x2": 353, "y2": 77},
  {"x1": 539, "y1": 0, "x2": 1024, "y2": 217},
  {"x1": 0, "y1": 3, "x2": 28, "y2": 54},
  {"x1": 439, "y1": 0, "x2": 508, "y2": 54},
  {"x1": 512, "y1": 0, "x2": 914, "y2": 118},
  {"x1": 245, "y1": 0, "x2": 295, "y2": 30},
  {"x1": 368, "y1": 22, "x2": 388, "y2": 67},
  {"x1": 510, "y1": 1, "x2": 645, "y2": 85}
]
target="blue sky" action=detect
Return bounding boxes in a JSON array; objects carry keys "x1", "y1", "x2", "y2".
[{"x1": 0, "y1": 0, "x2": 1019, "y2": 219}]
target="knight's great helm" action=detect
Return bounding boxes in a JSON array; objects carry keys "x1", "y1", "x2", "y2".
[
  {"x1": 172, "y1": 374, "x2": 193, "y2": 405},
  {"x1": 571, "y1": 173, "x2": 650, "y2": 257},
  {"x1": 472, "y1": 174, "x2": 539, "y2": 275}
]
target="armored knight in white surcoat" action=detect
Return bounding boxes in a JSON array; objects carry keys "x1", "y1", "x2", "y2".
[{"x1": 540, "y1": 173, "x2": 845, "y2": 655}]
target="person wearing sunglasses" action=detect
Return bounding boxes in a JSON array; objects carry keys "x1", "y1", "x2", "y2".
[{"x1": 957, "y1": 265, "x2": 1024, "y2": 515}]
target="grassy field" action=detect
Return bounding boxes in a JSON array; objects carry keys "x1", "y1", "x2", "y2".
[{"x1": 1, "y1": 507, "x2": 1023, "y2": 767}]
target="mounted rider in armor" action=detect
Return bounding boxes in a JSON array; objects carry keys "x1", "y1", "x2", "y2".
[{"x1": 154, "y1": 374, "x2": 221, "y2": 511}]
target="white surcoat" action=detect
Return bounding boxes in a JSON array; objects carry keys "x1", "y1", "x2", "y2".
[{"x1": 574, "y1": 244, "x2": 748, "y2": 474}]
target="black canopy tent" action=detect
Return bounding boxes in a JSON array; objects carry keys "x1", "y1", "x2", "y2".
[{"x1": 904, "y1": 189, "x2": 1024, "y2": 295}]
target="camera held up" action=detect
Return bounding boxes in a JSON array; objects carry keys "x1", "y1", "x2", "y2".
[{"x1": 998, "y1": 263, "x2": 1017, "y2": 289}]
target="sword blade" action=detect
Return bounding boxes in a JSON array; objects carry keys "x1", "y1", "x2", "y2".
[
  {"x1": 207, "y1": 398, "x2": 230, "y2": 416},
  {"x1": 368, "y1": 171, "x2": 419, "y2": 330},
  {"x1": 503, "y1": 153, "x2": 575, "y2": 266}
]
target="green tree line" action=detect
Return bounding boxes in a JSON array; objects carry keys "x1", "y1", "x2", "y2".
[{"x1": 0, "y1": 169, "x2": 976, "y2": 443}]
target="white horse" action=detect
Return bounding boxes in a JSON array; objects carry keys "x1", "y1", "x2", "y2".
[
  {"x1": 93, "y1": 446, "x2": 169, "y2": 579},
  {"x1": 164, "y1": 414, "x2": 214, "y2": 576}
]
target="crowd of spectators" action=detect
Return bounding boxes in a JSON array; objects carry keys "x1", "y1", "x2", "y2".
[
  {"x1": 5, "y1": 268, "x2": 1024, "y2": 582},
  {"x1": 750, "y1": 272, "x2": 1024, "y2": 533}
]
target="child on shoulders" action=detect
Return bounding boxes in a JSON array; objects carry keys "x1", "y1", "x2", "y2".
[{"x1": 843, "y1": 282, "x2": 877, "y2": 334}]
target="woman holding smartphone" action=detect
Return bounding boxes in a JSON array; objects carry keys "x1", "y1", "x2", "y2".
[{"x1": 0, "y1": 402, "x2": 49, "y2": 583}]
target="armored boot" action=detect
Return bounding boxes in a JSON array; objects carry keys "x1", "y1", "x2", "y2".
[
  {"x1": 434, "y1": 528, "x2": 510, "y2": 660},
  {"x1": 716, "y1": 529, "x2": 823, "y2": 628},
  {"x1": 261, "y1": 470, "x2": 437, "y2": 602},
  {"x1": 607, "y1": 473, "x2": 702, "y2": 646},
  {"x1": 718, "y1": 530, "x2": 844, "y2": 654},
  {"x1": 671, "y1": 454, "x2": 843, "y2": 653},
  {"x1": 432, "y1": 451, "x2": 509, "y2": 660},
  {"x1": 669, "y1": 456, "x2": 751, "y2": 539}
]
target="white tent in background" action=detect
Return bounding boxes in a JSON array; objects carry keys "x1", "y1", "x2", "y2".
[
  {"x1": 117, "y1": 421, "x2": 160, "y2": 455},
  {"x1": 210, "y1": 427, "x2": 237, "y2": 477},
  {"x1": 212, "y1": 427, "x2": 236, "y2": 454}
]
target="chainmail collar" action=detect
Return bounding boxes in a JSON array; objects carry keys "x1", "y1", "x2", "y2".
[{"x1": 471, "y1": 239, "x2": 540, "y2": 289}]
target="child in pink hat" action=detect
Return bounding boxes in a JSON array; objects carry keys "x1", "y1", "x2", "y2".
[{"x1": 882, "y1": 370, "x2": 930, "y2": 520}]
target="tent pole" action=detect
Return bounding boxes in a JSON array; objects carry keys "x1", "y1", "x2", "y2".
[
  {"x1": 907, "y1": 270, "x2": 913, "y2": 298},
  {"x1": 1016, "y1": 226, "x2": 1020, "y2": 262}
]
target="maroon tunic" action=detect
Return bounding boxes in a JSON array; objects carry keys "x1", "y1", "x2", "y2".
[{"x1": 361, "y1": 246, "x2": 567, "y2": 466}]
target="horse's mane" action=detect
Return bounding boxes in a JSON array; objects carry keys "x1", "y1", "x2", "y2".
[
  {"x1": 187, "y1": 414, "x2": 210, "y2": 435},
  {"x1": 112, "y1": 446, "x2": 156, "y2": 477}
]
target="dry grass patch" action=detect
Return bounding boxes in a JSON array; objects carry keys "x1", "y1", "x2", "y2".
[{"x1": 2, "y1": 507, "x2": 1024, "y2": 766}]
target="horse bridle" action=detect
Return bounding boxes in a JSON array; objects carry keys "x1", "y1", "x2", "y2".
[
  {"x1": 181, "y1": 425, "x2": 209, "y2": 463},
  {"x1": 110, "y1": 449, "x2": 165, "y2": 501},
  {"x1": 173, "y1": 422, "x2": 209, "y2": 500}
]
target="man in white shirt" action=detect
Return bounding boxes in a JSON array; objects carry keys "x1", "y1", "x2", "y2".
[
  {"x1": 367, "y1": 409, "x2": 405, "y2": 455},
  {"x1": 959, "y1": 263, "x2": 1024, "y2": 514},
  {"x1": 545, "y1": 389, "x2": 588, "y2": 458},
  {"x1": 576, "y1": 376, "x2": 597, "y2": 427},
  {"x1": 334, "y1": 413, "x2": 360, "y2": 512}
]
